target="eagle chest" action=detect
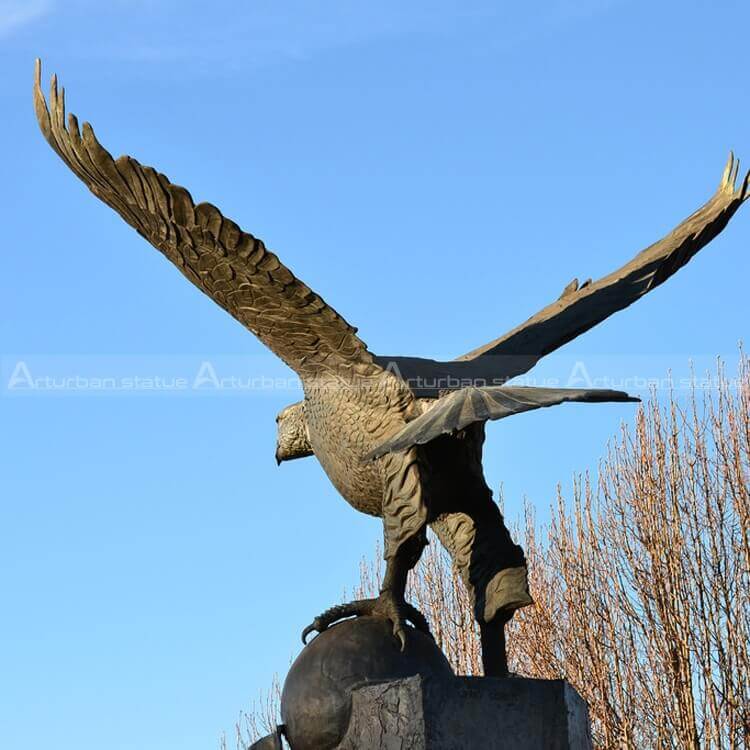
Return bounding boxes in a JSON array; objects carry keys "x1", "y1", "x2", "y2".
[{"x1": 303, "y1": 376, "x2": 413, "y2": 518}]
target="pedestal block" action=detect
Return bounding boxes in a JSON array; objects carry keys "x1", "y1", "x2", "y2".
[{"x1": 337, "y1": 675, "x2": 593, "y2": 749}]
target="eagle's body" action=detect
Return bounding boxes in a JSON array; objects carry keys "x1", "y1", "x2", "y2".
[
  {"x1": 301, "y1": 371, "x2": 524, "y2": 632},
  {"x1": 34, "y1": 58, "x2": 749, "y2": 674},
  {"x1": 303, "y1": 371, "x2": 414, "y2": 517}
]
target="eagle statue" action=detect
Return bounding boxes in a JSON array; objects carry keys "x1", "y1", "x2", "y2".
[{"x1": 34, "y1": 60, "x2": 749, "y2": 676}]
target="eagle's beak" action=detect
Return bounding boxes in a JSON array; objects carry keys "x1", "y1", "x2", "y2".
[{"x1": 275, "y1": 449, "x2": 282, "y2": 466}]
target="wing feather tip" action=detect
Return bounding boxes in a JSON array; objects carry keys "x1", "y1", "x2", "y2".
[
  {"x1": 588, "y1": 388, "x2": 639, "y2": 403},
  {"x1": 721, "y1": 150, "x2": 746, "y2": 195},
  {"x1": 67, "y1": 112, "x2": 80, "y2": 138},
  {"x1": 33, "y1": 58, "x2": 50, "y2": 123},
  {"x1": 722, "y1": 151, "x2": 735, "y2": 188},
  {"x1": 622, "y1": 395, "x2": 641, "y2": 403}
]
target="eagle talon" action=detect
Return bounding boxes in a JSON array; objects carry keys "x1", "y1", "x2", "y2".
[
  {"x1": 394, "y1": 625, "x2": 407, "y2": 651},
  {"x1": 300, "y1": 599, "x2": 375, "y2": 645},
  {"x1": 300, "y1": 593, "x2": 430, "y2": 651},
  {"x1": 301, "y1": 621, "x2": 321, "y2": 645},
  {"x1": 372, "y1": 589, "x2": 431, "y2": 650}
]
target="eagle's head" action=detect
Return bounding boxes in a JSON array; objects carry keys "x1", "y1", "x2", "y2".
[{"x1": 275, "y1": 400, "x2": 314, "y2": 464}]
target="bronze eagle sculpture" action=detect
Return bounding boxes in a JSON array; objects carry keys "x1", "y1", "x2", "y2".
[{"x1": 34, "y1": 60, "x2": 749, "y2": 676}]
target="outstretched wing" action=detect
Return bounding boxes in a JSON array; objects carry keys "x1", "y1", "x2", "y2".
[
  {"x1": 33, "y1": 60, "x2": 375, "y2": 379},
  {"x1": 367, "y1": 385, "x2": 638, "y2": 458},
  {"x1": 456, "y1": 154, "x2": 750, "y2": 374}
]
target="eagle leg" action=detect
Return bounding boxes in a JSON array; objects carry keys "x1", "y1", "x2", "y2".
[
  {"x1": 302, "y1": 535, "x2": 431, "y2": 650},
  {"x1": 479, "y1": 615, "x2": 510, "y2": 677}
]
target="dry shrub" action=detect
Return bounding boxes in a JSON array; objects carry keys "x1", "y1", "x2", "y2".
[
  {"x1": 221, "y1": 674, "x2": 283, "y2": 750},
  {"x1": 230, "y1": 357, "x2": 749, "y2": 749}
]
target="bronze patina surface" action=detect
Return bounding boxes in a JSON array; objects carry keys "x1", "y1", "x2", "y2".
[{"x1": 34, "y1": 59, "x2": 749, "y2": 677}]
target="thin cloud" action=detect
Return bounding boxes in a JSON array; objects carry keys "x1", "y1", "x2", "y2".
[
  {"x1": 0, "y1": 0, "x2": 53, "y2": 38},
  {"x1": 58, "y1": 1, "x2": 498, "y2": 68},
  {"x1": 37, "y1": 1, "x2": 628, "y2": 69}
]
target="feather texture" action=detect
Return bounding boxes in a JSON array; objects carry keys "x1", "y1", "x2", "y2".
[
  {"x1": 374, "y1": 154, "x2": 749, "y2": 392},
  {"x1": 33, "y1": 60, "x2": 375, "y2": 379},
  {"x1": 367, "y1": 386, "x2": 639, "y2": 458},
  {"x1": 455, "y1": 152, "x2": 750, "y2": 374}
]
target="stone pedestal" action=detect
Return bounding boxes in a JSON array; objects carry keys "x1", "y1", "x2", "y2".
[
  {"x1": 337, "y1": 675, "x2": 593, "y2": 749},
  {"x1": 254, "y1": 618, "x2": 594, "y2": 750}
]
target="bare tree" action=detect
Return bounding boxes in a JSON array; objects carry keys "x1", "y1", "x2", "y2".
[
  {"x1": 221, "y1": 673, "x2": 283, "y2": 750},
  {"x1": 507, "y1": 356, "x2": 749, "y2": 748},
  {"x1": 229, "y1": 357, "x2": 750, "y2": 749}
]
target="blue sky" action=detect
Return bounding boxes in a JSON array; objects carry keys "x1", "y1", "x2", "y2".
[{"x1": 2, "y1": 1, "x2": 749, "y2": 748}]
